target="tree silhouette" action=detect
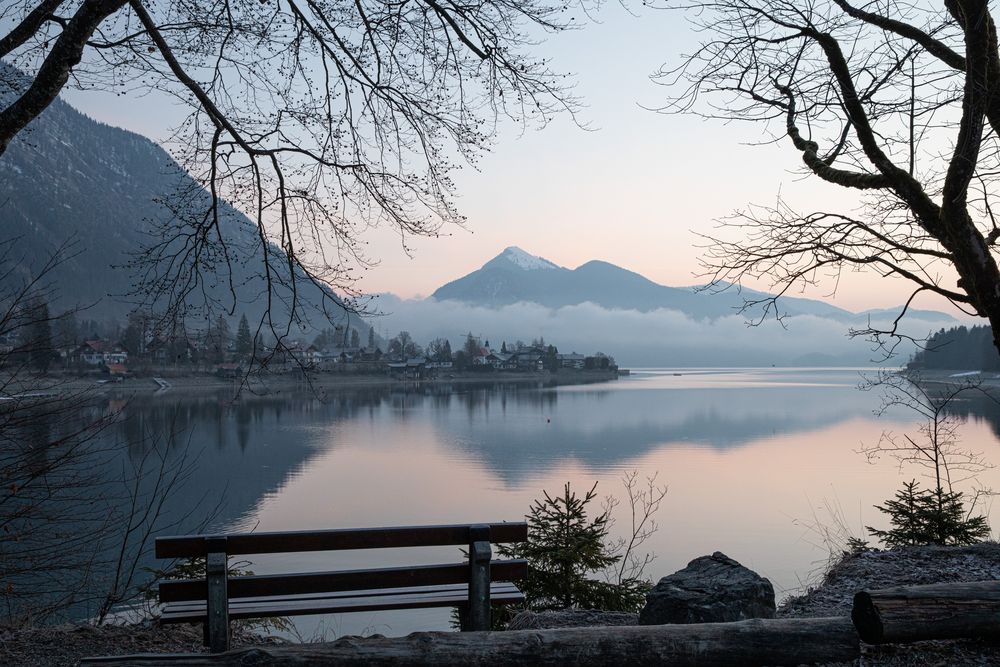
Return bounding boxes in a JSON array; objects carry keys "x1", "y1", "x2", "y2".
[
  {"x1": 0, "y1": 0, "x2": 585, "y2": 328},
  {"x1": 661, "y1": 1, "x2": 1000, "y2": 354},
  {"x1": 235, "y1": 314, "x2": 252, "y2": 361},
  {"x1": 21, "y1": 296, "x2": 52, "y2": 372}
]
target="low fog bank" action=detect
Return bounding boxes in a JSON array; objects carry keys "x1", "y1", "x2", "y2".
[{"x1": 370, "y1": 296, "x2": 957, "y2": 367}]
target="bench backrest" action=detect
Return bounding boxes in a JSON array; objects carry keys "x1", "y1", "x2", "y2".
[
  {"x1": 155, "y1": 522, "x2": 529, "y2": 604},
  {"x1": 155, "y1": 522, "x2": 527, "y2": 558}
]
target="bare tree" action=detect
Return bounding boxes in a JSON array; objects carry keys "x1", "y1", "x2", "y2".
[
  {"x1": 0, "y1": 239, "x2": 221, "y2": 624},
  {"x1": 0, "y1": 240, "x2": 120, "y2": 622},
  {"x1": 657, "y1": 1, "x2": 1000, "y2": 354},
  {"x1": 0, "y1": 0, "x2": 587, "y2": 341},
  {"x1": 601, "y1": 470, "x2": 668, "y2": 591},
  {"x1": 92, "y1": 420, "x2": 224, "y2": 625},
  {"x1": 860, "y1": 370, "x2": 994, "y2": 495},
  {"x1": 859, "y1": 369, "x2": 994, "y2": 544}
]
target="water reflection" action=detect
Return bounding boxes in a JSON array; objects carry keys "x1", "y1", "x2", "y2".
[{"x1": 40, "y1": 370, "x2": 1000, "y2": 633}]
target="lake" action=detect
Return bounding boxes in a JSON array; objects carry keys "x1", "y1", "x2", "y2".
[{"x1": 86, "y1": 368, "x2": 1000, "y2": 637}]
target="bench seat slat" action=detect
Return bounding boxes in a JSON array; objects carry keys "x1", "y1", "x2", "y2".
[
  {"x1": 156, "y1": 522, "x2": 528, "y2": 558},
  {"x1": 163, "y1": 582, "x2": 522, "y2": 610},
  {"x1": 159, "y1": 583, "x2": 525, "y2": 623},
  {"x1": 160, "y1": 559, "x2": 528, "y2": 602}
]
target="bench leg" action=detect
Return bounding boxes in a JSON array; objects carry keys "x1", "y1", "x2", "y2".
[
  {"x1": 206, "y1": 545, "x2": 230, "y2": 653},
  {"x1": 467, "y1": 525, "x2": 492, "y2": 632}
]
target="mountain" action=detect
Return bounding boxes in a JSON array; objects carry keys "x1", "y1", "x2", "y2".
[
  {"x1": 0, "y1": 61, "x2": 361, "y2": 334},
  {"x1": 432, "y1": 246, "x2": 955, "y2": 323}
]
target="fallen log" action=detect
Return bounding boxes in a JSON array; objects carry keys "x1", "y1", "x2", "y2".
[
  {"x1": 80, "y1": 616, "x2": 859, "y2": 666},
  {"x1": 853, "y1": 580, "x2": 1000, "y2": 644}
]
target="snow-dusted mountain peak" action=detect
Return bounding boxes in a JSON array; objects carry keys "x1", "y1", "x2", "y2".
[{"x1": 495, "y1": 246, "x2": 561, "y2": 271}]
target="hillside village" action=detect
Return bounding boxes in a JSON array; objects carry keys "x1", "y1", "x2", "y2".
[{"x1": 3, "y1": 306, "x2": 617, "y2": 382}]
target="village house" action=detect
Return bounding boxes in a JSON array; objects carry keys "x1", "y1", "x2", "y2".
[
  {"x1": 304, "y1": 345, "x2": 324, "y2": 367},
  {"x1": 511, "y1": 347, "x2": 546, "y2": 371},
  {"x1": 485, "y1": 351, "x2": 516, "y2": 370},
  {"x1": 557, "y1": 352, "x2": 586, "y2": 369},
  {"x1": 73, "y1": 339, "x2": 128, "y2": 366},
  {"x1": 145, "y1": 337, "x2": 196, "y2": 365},
  {"x1": 214, "y1": 362, "x2": 242, "y2": 379},
  {"x1": 387, "y1": 357, "x2": 428, "y2": 379}
]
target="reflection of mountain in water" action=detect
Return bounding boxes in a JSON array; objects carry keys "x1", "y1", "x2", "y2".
[
  {"x1": 36, "y1": 388, "x2": 397, "y2": 621},
  {"x1": 47, "y1": 373, "x2": 960, "y2": 621},
  {"x1": 107, "y1": 377, "x2": 888, "y2": 515},
  {"x1": 29, "y1": 371, "x2": 1000, "y2": 625},
  {"x1": 102, "y1": 386, "x2": 453, "y2": 525},
  {"x1": 23, "y1": 376, "x2": 901, "y2": 622},
  {"x1": 427, "y1": 382, "x2": 883, "y2": 482}
]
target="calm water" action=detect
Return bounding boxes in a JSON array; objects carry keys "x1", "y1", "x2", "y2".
[{"x1": 95, "y1": 368, "x2": 1000, "y2": 637}]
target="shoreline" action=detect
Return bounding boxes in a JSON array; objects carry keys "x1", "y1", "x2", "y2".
[
  {"x1": 11, "y1": 368, "x2": 621, "y2": 397},
  {"x1": 902, "y1": 368, "x2": 1000, "y2": 389}
]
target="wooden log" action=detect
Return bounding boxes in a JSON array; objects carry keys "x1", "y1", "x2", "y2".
[
  {"x1": 852, "y1": 579, "x2": 1000, "y2": 644},
  {"x1": 79, "y1": 616, "x2": 859, "y2": 666}
]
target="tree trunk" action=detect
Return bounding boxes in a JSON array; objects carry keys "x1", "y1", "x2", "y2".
[
  {"x1": 852, "y1": 580, "x2": 1000, "y2": 644},
  {"x1": 80, "y1": 617, "x2": 859, "y2": 666}
]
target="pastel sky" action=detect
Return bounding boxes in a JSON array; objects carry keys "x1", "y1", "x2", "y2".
[{"x1": 62, "y1": 4, "x2": 963, "y2": 315}]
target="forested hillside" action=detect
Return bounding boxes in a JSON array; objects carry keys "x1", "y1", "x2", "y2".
[{"x1": 908, "y1": 326, "x2": 1000, "y2": 371}]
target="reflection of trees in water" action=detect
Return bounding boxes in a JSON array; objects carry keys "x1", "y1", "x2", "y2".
[
  {"x1": 94, "y1": 381, "x2": 570, "y2": 466},
  {"x1": 7, "y1": 379, "x2": 588, "y2": 622},
  {"x1": 450, "y1": 382, "x2": 560, "y2": 417},
  {"x1": 942, "y1": 392, "x2": 1000, "y2": 443},
  {"x1": 2, "y1": 395, "x2": 129, "y2": 623},
  {"x1": 22, "y1": 404, "x2": 52, "y2": 475}
]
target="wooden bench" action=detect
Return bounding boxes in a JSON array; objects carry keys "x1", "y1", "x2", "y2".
[{"x1": 154, "y1": 522, "x2": 528, "y2": 652}]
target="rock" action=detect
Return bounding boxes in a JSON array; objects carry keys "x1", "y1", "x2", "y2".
[
  {"x1": 505, "y1": 610, "x2": 639, "y2": 630},
  {"x1": 639, "y1": 551, "x2": 775, "y2": 625}
]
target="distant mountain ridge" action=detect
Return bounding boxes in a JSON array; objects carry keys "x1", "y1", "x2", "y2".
[
  {"x1": 432, "y1": 246, "x2": 955, "y2": 323},
  {"x1": 0, "y1": 61, "x2": 360, "y2": 334}
]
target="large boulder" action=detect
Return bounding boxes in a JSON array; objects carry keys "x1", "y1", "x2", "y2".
[{"x1": 639, "y1": 551, "x2": 775, "y2": 625}]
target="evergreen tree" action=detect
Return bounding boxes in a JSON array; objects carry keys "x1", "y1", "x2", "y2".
[
  {"x1": 54, "y1": 311, "x2": 79, "y2": 348},
  {"x1": 206, "y1": 315, "x2": 231, "y2": 363},
  {"x1": 867, "y1": 480, "x2": 990, "y2": 547},
  {"x1": 312, "y1": 328, "x2": 335, "y2": 349},
  {"x1": 123, "y1": 312, "x2": 150, "y2": 357},
  {"x1": 123, "y1": 322, "x2": 143, "y2": 358},
  {"x1": 236, "y1": 314, "x2": 253, "y2": 360},
  {"x1": 498, "y1": 482, "x2": 646, "y2": 612},
  {"x1": 367, "y1": 327, "x2": 376, "y2": 349},
  {"x1": 544, "y1": 344, "x2": 559, "y2": 371},
  {"x1": 908, "y1": 324, "x2": 1000, "y2": 371},
  {"x1": 463, "y1": 332, "x2": 480, "y2": 358},
  {"x1": 23, "y1": 297, "x2": 53, "y2": 372},
  {"x1": 167, "y1": 315, "x2": 189, "y2": 365},
  {"x1": 350, "y1": 328, "x2": 360, "y2": 348}
]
